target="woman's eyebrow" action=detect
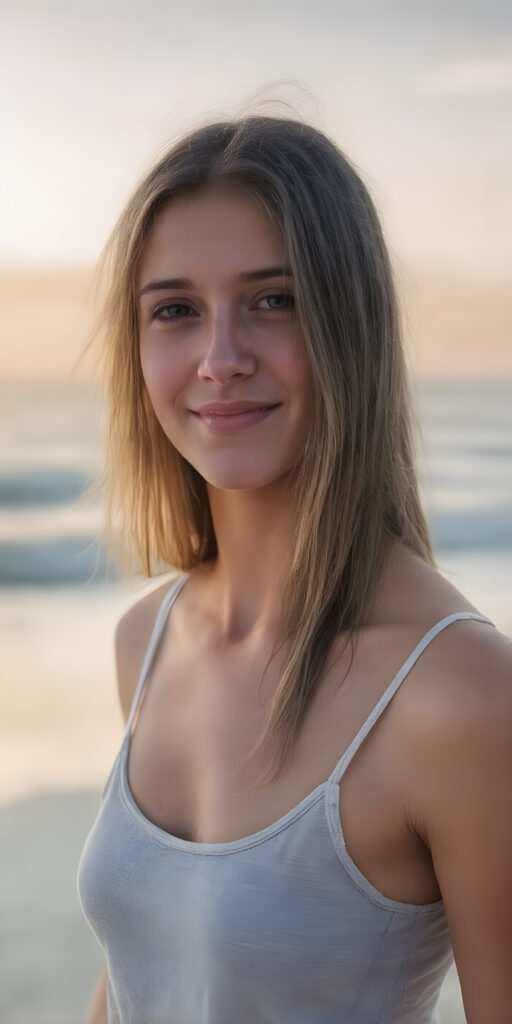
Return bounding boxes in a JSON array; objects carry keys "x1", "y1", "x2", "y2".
[
  {"x1": 239, "y1": 266, "x2": 293, "y2": 282},
  {"x1": 138, "y1": 267, "x2": 293, "y2": 298}
]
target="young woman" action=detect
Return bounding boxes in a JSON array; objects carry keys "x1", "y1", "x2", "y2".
[{"x1": 77, "y1": 116, "x2": 512, "y2": 1024}]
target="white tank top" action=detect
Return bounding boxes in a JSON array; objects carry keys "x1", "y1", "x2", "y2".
[{"x1": 77, "y1": 573, "x2": 494, "y2": 1023}]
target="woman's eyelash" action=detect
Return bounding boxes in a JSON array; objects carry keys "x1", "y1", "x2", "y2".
[
  {"x1": 149, "y1": 293, "x2": 295, "y2": 323},
  {"x1": 150, "y1": 302, "x2": 194, "y2": 322},
  {"x1": 257, "y1": 293, "x2": 295, "y2": 310}
]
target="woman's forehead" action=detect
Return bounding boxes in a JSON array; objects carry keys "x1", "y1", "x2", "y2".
[{"x1": 137, "y1": 185, "x2": 288, "y2": 291}]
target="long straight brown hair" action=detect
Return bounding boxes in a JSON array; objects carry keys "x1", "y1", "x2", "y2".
[{"x1": 93, "y1": 115, "x2": 435, "y2": 786}]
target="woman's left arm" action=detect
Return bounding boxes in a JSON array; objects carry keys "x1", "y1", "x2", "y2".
[{"x1": 410, "y1": 625, "x2": 512, "y2": 1024}]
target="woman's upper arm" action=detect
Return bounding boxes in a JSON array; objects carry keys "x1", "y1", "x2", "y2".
[{"x1": 410, "y1": 626, "x2": 512, "y2": 1024}]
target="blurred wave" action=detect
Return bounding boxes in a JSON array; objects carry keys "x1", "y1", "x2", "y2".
[
  {"x1": 0, "y1": 382, "x2": 109, "y2": 586},
  {"x1": 414, "y1": 379, "x2": 512, "y2": 555},
  {"x1": 0, "y1": 467, "x2": 93, "y2": 506}
]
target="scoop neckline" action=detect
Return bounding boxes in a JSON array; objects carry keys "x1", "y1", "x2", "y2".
[
  {"x1": 116, "y1": 741, "x2": 445, "y2": 913},
  {"x1": 118, "y1": 735, "x2": 329, "y2": 855}
]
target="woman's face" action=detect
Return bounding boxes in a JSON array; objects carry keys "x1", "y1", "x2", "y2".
[{"x1": 137, "y1": 184, "x2": 314, "y2": 492}]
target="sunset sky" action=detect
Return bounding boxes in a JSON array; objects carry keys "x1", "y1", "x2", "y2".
[{"x1": 1, "y1": 0, "x2": 511, "y2": 274}]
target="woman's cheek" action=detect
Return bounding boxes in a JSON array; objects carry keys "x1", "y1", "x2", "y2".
[
  {"x1": 140, "y1": 338, "x2": 174, "y2": 396},
  {"x1": 141, "y1": 341, "x2": 191, "y2": 437}
]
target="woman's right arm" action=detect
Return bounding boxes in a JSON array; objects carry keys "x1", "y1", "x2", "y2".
[
  {"x1": 84, "y1": 966, "x2": 107, "y2": 1024},
  {"x1": 82, "y1": 579, "x2": 173, "y2": 1024}
]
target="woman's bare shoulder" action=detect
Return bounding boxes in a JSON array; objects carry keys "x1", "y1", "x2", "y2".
[
  {"x1": 412, "y1": 614, "x2": 511, "y2": 727},
  {"x1": 114, "y1": 574, "x2": 184, "y2": 722},
  {"x1": 387, "y1": 544, "x2": 510, "y2": 714},
  {"x1": 381, "y1": 542, "x2": 484, "y2": 622}
]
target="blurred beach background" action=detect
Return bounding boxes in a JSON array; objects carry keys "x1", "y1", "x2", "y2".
[{"x1": 1, "y1": 1, "x2": 511, "y2": 1022}]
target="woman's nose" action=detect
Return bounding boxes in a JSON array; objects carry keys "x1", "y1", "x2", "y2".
[{"x1": 197, "y1": 306, "x2": 257, "y2": 384}]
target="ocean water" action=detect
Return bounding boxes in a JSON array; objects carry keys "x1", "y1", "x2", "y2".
[
  {"x1": 0, "y1": 382, "x2": 106, "y2": 586},
  {"x1": 1, "y1": 379, "x2": 511, "y2": 611},
  {"x1": 413, "y1": 379, "x2": 512, "y2": 634}
]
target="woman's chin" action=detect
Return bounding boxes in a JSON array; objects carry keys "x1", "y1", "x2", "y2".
[{"x1": 199, "y1": 462, "x2": 289, "y2": 494}]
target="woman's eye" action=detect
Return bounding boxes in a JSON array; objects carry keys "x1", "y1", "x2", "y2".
[
  {"x1": 151, "y1": 303, "x2": 193, "y2": 322},
  {"x1": 257, "y1": 293, "x2": 295, "y2": 311}
]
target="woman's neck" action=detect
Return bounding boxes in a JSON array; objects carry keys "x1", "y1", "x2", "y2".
[{"x1": 204, "y1": 480, "x2": 295, "y2": 642}]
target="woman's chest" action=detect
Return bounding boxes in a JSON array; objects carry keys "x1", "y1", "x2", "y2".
[{"x1": 127, "y1": 629, "x2": 441, "y2": 905}]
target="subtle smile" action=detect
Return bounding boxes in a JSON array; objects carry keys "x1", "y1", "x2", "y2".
[{"x1": 191, "y1": 403, "x2": 281, "y2": 434}]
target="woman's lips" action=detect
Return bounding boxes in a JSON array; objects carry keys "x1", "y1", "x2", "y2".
[{"x1": 191, "y1": 404, "x2": 280, "y2": 433}]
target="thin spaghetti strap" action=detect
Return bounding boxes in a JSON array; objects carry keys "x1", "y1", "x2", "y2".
[
  {"x1": 328, "y1": 611, "x2": 495, "y2": 786},
  {"x1": 124, "y1": 573, "x2": 190, "y2": 740}
]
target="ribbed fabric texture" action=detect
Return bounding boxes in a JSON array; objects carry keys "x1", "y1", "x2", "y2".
[{"x1": 77, "y1": 574, "x2": 494, "y2": 1023}]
